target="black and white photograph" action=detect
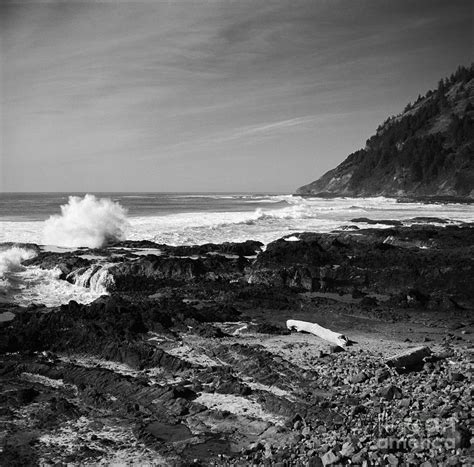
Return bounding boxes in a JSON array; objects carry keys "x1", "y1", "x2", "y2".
[{"x1": 0, "y1": 0, "x2": 473, "y2": 465}]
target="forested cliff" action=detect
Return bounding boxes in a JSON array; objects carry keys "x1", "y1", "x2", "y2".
[{"x1": 297, "y1": 64, "x2": 474, "y2": 199}]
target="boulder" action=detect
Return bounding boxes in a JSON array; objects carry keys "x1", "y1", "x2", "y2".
[{"x1": 385, "y1": 346, "x2": 431, "y2": 370}]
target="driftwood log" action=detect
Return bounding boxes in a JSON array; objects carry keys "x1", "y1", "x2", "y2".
[{"x1": 286, "y1": 319, "x2": 349, "y2": 347}]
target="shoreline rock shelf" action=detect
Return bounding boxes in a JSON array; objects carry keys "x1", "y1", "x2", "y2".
[{"x1": 1, "y1": 222, "x2": 473, "y2": 465}]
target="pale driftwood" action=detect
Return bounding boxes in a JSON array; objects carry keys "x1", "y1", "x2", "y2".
[
  {"x1": 286, "y1": 319, "x2": 349, "y2": 347},
  {"x1": 385, "y1": 346, "x2": 431, "y2": 369}
]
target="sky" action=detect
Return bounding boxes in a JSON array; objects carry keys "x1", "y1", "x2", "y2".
[{"x1": 1, "y1": 0, "x2": 472, "y2": 193}]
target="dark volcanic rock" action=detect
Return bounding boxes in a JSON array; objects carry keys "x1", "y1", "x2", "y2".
[
  {"x1": 117, "y1": 239, "x2": 263, "y2": 257},
  {"x1": 379, "y1": 385, "x2": 403, "y2": 400},
  {"x1": 144, "y1": 421, "x2": 192, "y2": 442},
  {"x1": 350, "y1": 218, "x2": 403, "y2": 226},
  {"x1": 108, "y1": 254, "x2": 249, "y2": 291},
  {"x1": 253, "y1": 322, "x2": 291, "y2": 335},
  {"x1": 247, "y1": 225, "x2": 474, "y2": 307},
  {"x1": 16, "y1": 387, "x2": 40, "y2": 404},
  {"x1": 0, "y1": 295, "x2": 240, "y2": 367},
  {"x1": 1, "y1": 225, "x2": 473, "y2": 465}
]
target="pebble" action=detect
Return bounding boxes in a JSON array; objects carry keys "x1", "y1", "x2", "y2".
[
  {"x1": 320, "y1": 450, "x2": 339, "y2": 465},
  {"x1": 350, "y1": 371, "x2": 369, "y2": 384},
  {"x1": 307, "y1": 455, "x2": 323, "y2": 467},
  {"x1": 340, "y1": 441, "x2": 355, "y2": 457},
  {"x1": 379, "y1": 384, "x2": 402, "y2": 400}
]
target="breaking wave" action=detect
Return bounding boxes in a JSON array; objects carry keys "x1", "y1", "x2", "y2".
[
  {"x1": 42, "y1": 194, "x2": 129, "y2": 248},
  {"x1": 2, "y1": 194, "x2": 473, "y2": 249},
  {"x1": 0, "y1": 246, "x2": 111, "y2": 307},
  {"x1": 67, "y1": 264, "x2": 114, "y2": 294},
  {"x1": 239, "y1": 205, "x2": 311, "y2": 224},
  {"x1": 0, "y1": 247, "x2": 37, "y2": 278},
  {"x1": 4, "y1": 266, "x2": 109, "y2": 307}
]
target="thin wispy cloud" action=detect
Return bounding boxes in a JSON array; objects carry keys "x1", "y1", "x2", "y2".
[
  {"x1": 212, "y1": 116, "x2": 321, "y2": 142},
  {"x1": 144, "y1": 111, "x2": 371, "y2": 161}
]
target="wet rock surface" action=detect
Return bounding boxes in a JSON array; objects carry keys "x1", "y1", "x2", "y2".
[
  {"x1": 249, "y1": 225, "x2": 474, "y2": 307},
  {"x1": 1, "y1": 226, "x2": 473, "y2": 465}
]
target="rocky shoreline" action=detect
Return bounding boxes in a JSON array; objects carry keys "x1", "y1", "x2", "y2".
[
  {"x1": 1, "y1": 222, "x2": 473, "y2": 466},
  {"x1": 295, "y1": 194, "x2": 474, "y2": 205}
]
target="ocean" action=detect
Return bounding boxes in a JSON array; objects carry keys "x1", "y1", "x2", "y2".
[
  {"x1": 1, "y1": 192, "x2": 473, "y2": 307},
  {"x1": 2, "y1": 192, "x2": 474, "y2": 246}
]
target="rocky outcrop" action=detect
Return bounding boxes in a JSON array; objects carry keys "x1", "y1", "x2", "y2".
[
  {"x1": 297, "y1": 64, "x2": 474, "y2": 199},
  {"x1": 18, "y1": 224, "x2": 474, "y2": 309},
  {"x1": 24, "y1": 252, "x2": 92, "y2": 280},
  {"x1": 23, "y1": 240, "x2": 262, "y2": 292},
  {"x1": 1, "y1": 224, "x2": 473, "y2": 465},
  {"x1": 117, "y1": 239, "x2": 263, "y2": 257},
  {"x1": 247, "y1": 225, "x2": 474, "y2": 308},
  {"x1": 0, "y1": 294, "x2": 241, "y2": 359},
  {"x1": 108, "y1": 254, "x2": 249, "y2": 291}
]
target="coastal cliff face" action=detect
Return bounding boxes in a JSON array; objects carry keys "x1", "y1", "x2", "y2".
[{"x1": 297, "y1": 64, "x2": 474, "y2": 199}]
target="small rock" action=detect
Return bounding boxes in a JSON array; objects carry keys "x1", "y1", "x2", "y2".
[
  {"x1": 446, "y1": 455, "x2": 461, "y2": 465},
  {"x1": 331, "y1": 414, "x2": 344, "y2": 427},
  {"x1": 386, "y1": 453, "x2": 399, "y2": 465},
  {"x1": 321, "y1": 450, "x2": 339, "y2": 466},
  {"x1": 375, "y1": 368, "x2": 391, "y2": 382},
  {"x1": 379, "y1": 385, "x2": 402, "y2": 400},
  {"x1": 449, "y1": 372, "x2": 465, "y2": 382},
  {"x1": 350, "y1": 372, "x2": 369, "y2": 384},
  {"x1": 423, "y1": 362, "x2": 434, "y2": 371},
  {"x1": 340, "y1": 441, "x2": 355, "y2": 458},
  {"x1": 436, "y1": 350, "x2": 454, "y2": 359},
  {"x1": 439, "y1": 405, "x2": 452, "y2": 418},
  {"x1": 307, "y1": 456, "x2": 323, "y2": 467},
  {"x1": 351, "y1": 449, "x2": 366, "y2": 464},
  {"x1": 351, "y1": 405, "x2": 367, "y2": 416}
]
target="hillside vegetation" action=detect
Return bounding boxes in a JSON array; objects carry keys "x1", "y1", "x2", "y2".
[{"x1": 297, "y1": 64, "x2": 474, "y2": 199}]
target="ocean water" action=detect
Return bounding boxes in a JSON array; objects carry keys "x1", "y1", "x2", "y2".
[
  {"x1": 2, "y1": 192, "x2": 474, "y2": 246},
  {"x1": 1, "y1": 192, "x2": 473, "y2": 307}
]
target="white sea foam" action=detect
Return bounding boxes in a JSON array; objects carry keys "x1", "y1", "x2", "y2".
[
  {"x1": 0, "y1": 246, "x2": 110, "y2": 306},
  {"x1": 1, "y1": 196, "x2": 473, "y2": 248},
  {"x1": 123, "y1": 197, "x2": 473, "y2": 245},
  {"x1": 42, "y1": 194, "x2": 129, "y2": 248},
  {"x1": 67, "y1": 263, "x2": 114, "y2": 294},
  {"x1": 0, "y1": 247, "x2": 37, "y2": 277},
  {"x1": 1, "y1": 265, "x2": 108, "y2": 307},
  {"x1": 0, "y1": 247, "x2": 34, "y2": 301}
]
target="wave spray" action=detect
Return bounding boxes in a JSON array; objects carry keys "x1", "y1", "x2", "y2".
[
  {"x1": 42, "y1": 194, "x2": 129, "y2": 248},
  {"x1": 0, "y1": 247, "x2": 37, "y2": 278}
]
